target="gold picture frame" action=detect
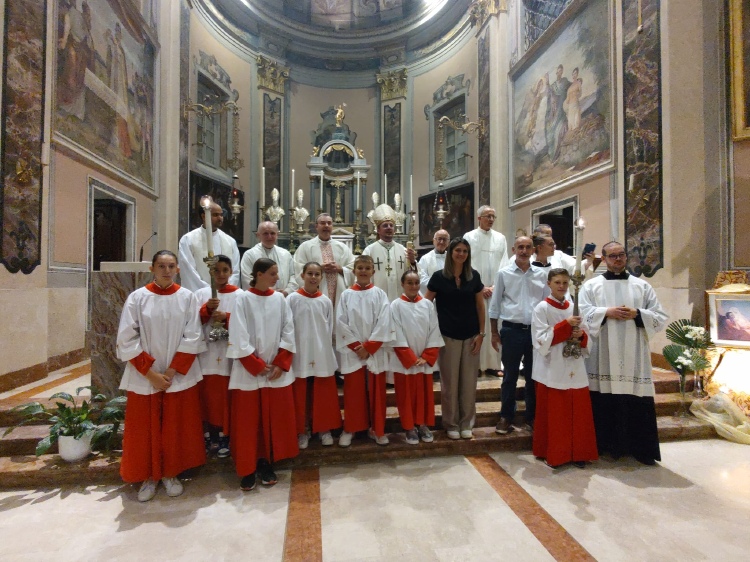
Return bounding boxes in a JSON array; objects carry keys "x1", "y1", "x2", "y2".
[{"x1": 731, "y1": 0, "x2": 750, "y2": 139}]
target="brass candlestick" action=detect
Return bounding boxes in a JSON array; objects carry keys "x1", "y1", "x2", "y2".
[
  {"x1": 354, "y1": 209, "x2": 363, "y2": 254},
  {"x1": 288, "y1": 207, "x2": 297, "y2": 254},
  {"x1": 562, "y1": 270, "x2": 584, "y2": 359}
]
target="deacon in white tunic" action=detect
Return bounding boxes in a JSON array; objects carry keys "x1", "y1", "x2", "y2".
[
  {"x1": 464, "y1": 205, "x2": 510, "y2": 373},
  {"x1": 293, "y1": 213, "x2": 354, "y2": 308},
  {"x1": 417, "y1": 229, "x2": 450, "y2": 295},
  {"x1": 240, "y1": 221, "x2": 298, "y2": 294},
  {"x1": 178, "y1": 202, "x2": 240, "y2": 291},
  {"x1": 362, "y1": 204, "x2": 417, "y2": 302},
  {"x1": 579, "y1": 241, "x2": 668, "y2": 465}
]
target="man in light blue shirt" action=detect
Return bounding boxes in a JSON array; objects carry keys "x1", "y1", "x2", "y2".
[{"x1": 489, "y1": 236, "x2": 550, "y2": 434}]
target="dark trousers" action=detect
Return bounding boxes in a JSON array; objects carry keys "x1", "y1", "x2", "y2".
[{"x1": 499, "y1": 325, "x2": 535, "y2": 423}]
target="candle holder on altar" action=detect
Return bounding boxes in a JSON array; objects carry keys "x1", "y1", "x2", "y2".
[
  {"x1": 199, "y1": 194, "x2": 229, "y2": 342},
  {"x1": 354, "y1": 209, "x2": 363, "y2": 254},
  {"x1": 288, "y1": 207, "x2": 297, "y2": 254}
]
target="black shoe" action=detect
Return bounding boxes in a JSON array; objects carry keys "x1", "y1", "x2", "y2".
[
  {"x1": 634, "y1": 455, "x2": 656, "y2": 466},
  {"x1": 573, "y1": 461, "x2": 586, "y2": 469},
  {"x1": 217, "y1": 434, "x2": 230, "y2": 459},
  {"x1": 257, "y1": 459, "x2": 278, "y2": 486},
  {"x1": 240, "y1": 473, "x2": 256, "y2": 491}
]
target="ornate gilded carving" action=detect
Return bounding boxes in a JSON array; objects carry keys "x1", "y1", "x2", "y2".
[
  {"x1": 424, "y1": 75, "x2": 470, "y2": 119},
  {"x1": 195, "y1": 50, "x2": 233, "y2": 90},
  {"x1": 376, "y1": 69, "x2": 408, "y2": 101},
  {"x1": 469, "y1": 0, "x2": 506, "y2": 30},
  {"x1": 323, "y1": 144, "x2": 354, "y2": 157},
  {"x1": 256, "y1": 55, "x2": 290, "y2": 95}
]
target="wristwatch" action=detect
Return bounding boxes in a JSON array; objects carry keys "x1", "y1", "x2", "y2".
[{"x1": 477, "y1": 332, "x2": 486, "y2": 337}]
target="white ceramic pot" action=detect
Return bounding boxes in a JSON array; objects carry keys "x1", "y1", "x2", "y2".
[{"x1": 57, "y1": 432, "x2": 93, "y2": 462}]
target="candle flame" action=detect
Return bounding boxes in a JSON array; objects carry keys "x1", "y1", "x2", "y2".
[
  {"x1": 200, "y1": 195, "x2": 213, "y2": 209},
  {"x1": 576, "y1": 217, "x2": 585, "y2": 229}
]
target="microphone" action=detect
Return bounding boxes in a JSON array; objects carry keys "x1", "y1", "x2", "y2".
[{"x1": 139, "y1": 232, "x2": 158, "y2": 262}]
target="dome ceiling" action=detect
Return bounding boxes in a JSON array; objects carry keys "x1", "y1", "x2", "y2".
[{"x1": 201, "y1": 0, "x2": 472, "y2": 74}]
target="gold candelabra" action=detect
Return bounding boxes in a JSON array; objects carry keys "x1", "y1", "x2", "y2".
[
  {"x1": 288, "y1": 207, "x2": 297, "y2": 254},
  {"x1": 438, "y1": 114, "x2": 487, "y2": 138}
]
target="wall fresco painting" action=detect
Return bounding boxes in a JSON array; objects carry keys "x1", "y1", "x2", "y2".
[
  {"x1": 53, "y1": 0, "x2": 157, "y2": 188},
  {"x1": 383, "y1": 103, "x2": 401, "y2": 207},
  {"x1": 510, "y1": 0, "x2": 613, "y2": 205},
  {"x1": 623, "y1": 0, "x2": 663, "y2": 277},
  {"x1": 1, "y1": 0, "x2": 48, "y2": 274},
  {"x1": 477, "y1": 30, "x2": 490, "y2": 207},
  {"x1": 263, "y1": 93, "x2": 282, "y2": 206},
  {"x1": 179, "y1": 0, "x2": 190, "y2": 237}
]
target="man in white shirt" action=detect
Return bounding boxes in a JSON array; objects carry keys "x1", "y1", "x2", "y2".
[
  {"x1": 178, "y1": 202, "x2": 240, "y2": 292},
  {"x1": 464, "y1": 205, "x2": 510, "y2": 376},
  {"x1": 489, "y1": 236, "x2": 550, "y2": 434},
  {"x1": 417, "y1": 229, "x2": 450, "y2": 295},
  {"x1": 240, "y1": 221, "x2": 298, "y2": 294},
  {"x1": 362, "y1": 204, "x2": 417, "y2": 302},
  {"x1": 293, "y1": 213, "x2": 355, "y2": 308}
]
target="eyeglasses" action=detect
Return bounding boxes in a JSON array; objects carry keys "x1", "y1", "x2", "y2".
[
  {"x1": 605, "y1": 253, "x2": 627, "y2": 260},
  {"x1": 479, "y1": 215, "x2": 496, "y2": 220}
]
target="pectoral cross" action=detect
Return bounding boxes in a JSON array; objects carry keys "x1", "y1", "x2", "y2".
[
  {"x1": 385, "y1": 260, "x2": 393, "y2": 276},
  {"x1": 373, "y1": 257, "x2": 383, "y2": 271}
]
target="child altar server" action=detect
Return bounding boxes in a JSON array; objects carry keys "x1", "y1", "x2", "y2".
[
  {"x1": 531, "y1": 268, "x2": 598, "y2": 468},
  {"x1": 194, "y1": 255, "x2": 241, "y2": 458},
  {"x1": 116, "y1": 250, "x2": 207, "y2": 502},
  {"x1": 335, "y1": 255, "x2": 393, "y2": 447},
  {"x1": 389, "y1": 270, "x2": 444, "y2": 444},
  {"x1": 227, "y1": 258, "x2": 298, "y2": 491},
  {"x1": 287, "y1": 261, "x2": 342, "y2": 448}
]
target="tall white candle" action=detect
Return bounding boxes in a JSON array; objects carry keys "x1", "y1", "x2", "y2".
[
  {"x1": 384, "y1": 174, "x2": 388, "y2": 206},
  {"x1": 574, "y1": 217, "x2": 585, "y2": 274},
  {"x1": 409, "y1": 174, "x2": 413, "y2": 214},
  {"x1": 201, "y1": 197, "x2": 214, "y2": 256},
  {"x1": 260, "y1": 167, "x2": 266, "y2": 209},
  {"x1": 291, "y1": 169, "x2": 295, "y2": 208},
  {"x1": 356, "y1": 172, "x2": 361, "y2": 209},
  {"x1": 320, "y1": 172, "x2": 324, "y2": 209}
]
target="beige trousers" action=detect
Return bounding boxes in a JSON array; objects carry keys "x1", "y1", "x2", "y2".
[{"x1": 439, "y1": 335, "x2": 480, "y2": 432}]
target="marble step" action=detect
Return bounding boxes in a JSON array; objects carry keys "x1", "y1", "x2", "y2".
[
  {"x1": 0, "y1": 417, "x2": 717, "y2": 489},
  {"x1": 0, "y1": 392, "x2": 698, "y2": 458},
  {"x1": 0, "y1": 368, "x2": 689, "y2": 427}
]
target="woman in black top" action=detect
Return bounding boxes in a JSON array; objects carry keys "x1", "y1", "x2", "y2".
[{"x1": 425, "y1": 237, "x2": 485, "y2": 440}]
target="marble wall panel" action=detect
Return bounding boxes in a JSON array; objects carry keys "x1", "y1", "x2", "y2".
[
  {"x1": 477, "y1": 31, "x2": 490, "y2": 207},
  {"x1": 0, "y1": 0, "x2": 47, "y2": 274},
  {"x1": 89, "y1": 271, "x2": 151, "y2": 397},
  {"x1": 263, "y1": 93, "x2": 282, "y2": 205},
  {"x1": 383, "y1": 103, "x2": 401, "y2": 205},
  {"x1": 623, "y1": 0, "x2": 663, "y2": 277}
]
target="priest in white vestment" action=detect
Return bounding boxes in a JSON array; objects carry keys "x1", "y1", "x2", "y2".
[
  {"x1": 417, "y1": 229, "x2": 450, "y2": 295},
  {"x1": 293, "y1": 213, "x2": 354, "y2": 309},
  {"x1": 579, "y1": 241, "x2": 668, "y2": 465},
  {"x1": 464, "y1": 205, "x2": 509, "y2": 374},
  {"x1": 362, "y1": 204, "x2": 417, "y2": 302},
  {"x1": 178, "y1": 202, "x2": 240, "y2": 292},
  {"x1": 240, "y1": 221, "x2": 298, "y2": 294}
]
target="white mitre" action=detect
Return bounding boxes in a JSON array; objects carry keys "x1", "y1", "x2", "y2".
[{"x1": 371, "y1": 203, "x2": 396, "y2": 225}]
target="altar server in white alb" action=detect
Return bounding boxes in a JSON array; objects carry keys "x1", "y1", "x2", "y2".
[
  {"x1": 362, "y1": 204, "x2": 417, "y2": 302},
  {"x1": 116, "y1": 250, "x2": 207, "y2": 502},
  {"x1": 389, "y1": 270, "x2": 444, "y2": 445},
  {"x1": 240, "y1": 221, "x2": 298, "y2": 294},
  {"x1": 287, "y1": 261, "x2": 342, "y2": 449},
  {"x1": 178, "y1": 201, "x2": 240, "y2": 291},
  {"x1": 531, "y1": 268, "x2": 598, "y2": 468},
  {"x1": 464, "y1": 205, "x2": 509, "y2": 376},
  {"x1": 417, "y1": 229, "x2": 450, "y2": 295},
  {"x1": 579, "y1": 241, "x2": 668, "y2": 466},
  {"x1": 194, "y1": 255, "x2": 241, "y2": 459},
  {"x1": 336, "y1": 255, "x2": 393, "y2": 447},
  {"x1": 226, "y1": 258, "x2": 298, "y2": 492},
  {"x1": 294, "y1": 213, "x2": 354, "y2": 309}
]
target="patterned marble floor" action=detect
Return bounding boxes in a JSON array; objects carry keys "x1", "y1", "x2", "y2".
[{"x1": 0, "y1": 439, "x2": 747, "y2": 561}]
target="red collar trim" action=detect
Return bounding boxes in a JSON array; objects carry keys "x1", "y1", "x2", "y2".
[
  {"x1": 146, "y1": 282, "x2": 181, "y2": 295},
  {"x1": 400, "y1": 294, "x2": 423, "y2": 303},
  {"x1": 219, "y1": 285, "x2": 238, "y2": 293},
  {"x1": 297, "y1": 288, "x2": 322, "y2": 298},
  {"x1": 351, "y1": 283, "x2": 374, "y2": 291},
  {"x1": 545, "y1": 297, "x2": 570, "y2": 310},
  {"x1": 250, "y1": 288, "x2": 275, "y2": 296}
]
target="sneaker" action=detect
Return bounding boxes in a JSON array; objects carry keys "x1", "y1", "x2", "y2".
[
  {"x1": 162, "y1": 477, "x2": 184, "y2": 497},
  {"x1": 298, "y1": 432, "x2": 310, "y2": 450},
  {"x1": 320, "y1": 432, "x2": 334, "y2": 446},
  {"x1": 217, "y1": 433, "x2": 230, "y2": 458},
  {"x1": 514, "y1": 421, "x2": 534, "y2": 432},
  {"x1": 367, "y1": 428, "x2": 389, "y2": 446},
  {"x1": 338, "y1": 431, "x2": 354, "y2": 448},
  {"x1": 495, "y1": 418, "x2": 514, "y2": 434},
  {"x1": 240, "y1": 473, "x2": 256, "y2": 491},
  {"x1": 418, "y1": 425, "x2": 434, "y2": 443},
  {"x1": 257, "y1": 459, "x2": 278, "y2": 486},
  {"x1": 446, "y1": 430, "x2": 461, "y2": 440},
  {"x1": 460, "y1": 429, "x2": 473, "y2": 439},
  {"x1": 404, "y1": 429, "x2": 419, "y2": 445},
  {"x1": 137, "y1": 479, "x2": 158, "y2": 502}
]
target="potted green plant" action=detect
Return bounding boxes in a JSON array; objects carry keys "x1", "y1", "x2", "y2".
[
  {"x1": 662, "y1": 319, "x2": 714, "y2": 415},
  {"x1": 3, "y1": 386, "x2": 126, "y2": 462}
]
